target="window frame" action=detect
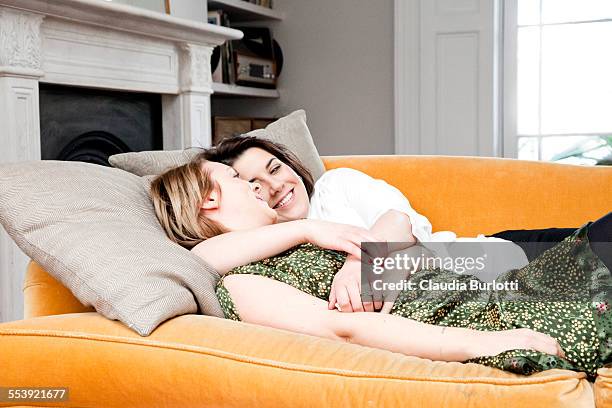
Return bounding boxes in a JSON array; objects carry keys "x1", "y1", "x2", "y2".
[
  {"x1": 503, "y1": 0, "x2": 612, "y2": 161},
  {"x1": 503, "y1": 0, "x2": 519, "y2": 158}
]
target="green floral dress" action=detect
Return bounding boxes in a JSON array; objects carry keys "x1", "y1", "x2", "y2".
[{"x1": 216, "y1": 225, "x2": 612, "y2": 380}]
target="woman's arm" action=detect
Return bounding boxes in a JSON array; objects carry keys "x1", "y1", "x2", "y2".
[
  {"x1": 223, "y1": 274, "x2": 565, "y2": 361},
  {"x1": 192, "y1": 219, "x2": 378, "y2": 274},
  {"x1": 370, "y1": 209, "x2": 416, "y2": 250}
]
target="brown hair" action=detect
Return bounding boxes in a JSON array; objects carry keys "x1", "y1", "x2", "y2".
[
  {"x1": 149, "y1": 156, "x2": 226, "y2": 249},
  {"x1": 202, "y1": 136, "x2": 315, "y2": 197}
]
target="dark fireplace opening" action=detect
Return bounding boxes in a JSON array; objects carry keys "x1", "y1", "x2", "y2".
[{"x1": 39, "y1": 84, "x2": 163, "y2": 166}]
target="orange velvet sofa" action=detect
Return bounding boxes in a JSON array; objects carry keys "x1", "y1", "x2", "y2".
[{"x1": 1, "y1": 155, "x2": 611, "y2": 408}]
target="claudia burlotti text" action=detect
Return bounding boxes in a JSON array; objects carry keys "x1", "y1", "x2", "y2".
[{"x1": 369, "y1": 252, "x2": 519, "y2": 292}]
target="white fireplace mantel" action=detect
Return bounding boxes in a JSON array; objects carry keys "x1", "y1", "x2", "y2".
[
  {"x1": 0, "y1": 0, "x2": 242, "y2": 323},
  {"x1": 2, "y1": 0, "x2": 238, "y2": 47}
]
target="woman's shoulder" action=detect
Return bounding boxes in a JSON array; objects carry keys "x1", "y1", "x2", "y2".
[
  {"x1": 319, "y1": 167, "x2": 368, "y2": 180},
  {"x1": 315, "y1": 167, "x2": 371, "y2": 188}
]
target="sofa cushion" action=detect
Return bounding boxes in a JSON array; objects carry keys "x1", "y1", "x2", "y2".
[
  {"x1": 0, "y1": 312, "x2": 595, "y2": 407},
  {"x1": 0, "y1": 160, "x2": 224, "y2": 336},
  {"x1": 109, "y1": 109, "x2": 326, "y2": 180}
]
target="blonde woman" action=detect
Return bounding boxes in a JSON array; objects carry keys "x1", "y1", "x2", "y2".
[{"x1": 149, "y1": 156, "x2": 612, "y2": 380}]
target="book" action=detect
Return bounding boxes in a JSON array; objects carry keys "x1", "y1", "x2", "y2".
[
  {"x1": 207, "y1": 10, "x2": 222, "y2": 25},
  {"x1": 213, "y1": 117, "x2": 275, "y2": 145},
  {"x1": 207, "y1": 10, "x2": 224, "y2": 83},
  {"x1": 220, "y1": 11, "x2": 234, "y2": 84}
]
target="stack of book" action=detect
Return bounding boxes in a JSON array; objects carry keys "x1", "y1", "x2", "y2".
[
  {"x1": 244, "y1": 0, "x2": 272, "y2": 8},
  {"x1": 207, "y1": 10, "x2": 234, "y2": 84},
  {"x1": 213, "y1": 116, "x2": 275, "y2": 145}
]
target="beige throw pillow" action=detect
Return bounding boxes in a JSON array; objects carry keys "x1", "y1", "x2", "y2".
[
  {"x1": 0, "y1": 160, "x2": 224, "y2": 336},
  {"x1": 246, "y1": 109, "x2": 325, "y2": 180},
  {"x1": 108, "y1": 147, "x2": 203, "y2": 177},
  {"x1": 108, "y1": 109, "x2": 326, "y2": 180}
]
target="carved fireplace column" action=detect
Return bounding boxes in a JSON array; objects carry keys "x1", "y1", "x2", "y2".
[
  {"x1": 162, "y1": 43, "x2": 214, "y2": 150},
  {"x1": 0, "y1": 7, "x2": 44, "y2": 162},
  {"x1": 0, "y1": 7, "x2": 44, "y2": 323}
]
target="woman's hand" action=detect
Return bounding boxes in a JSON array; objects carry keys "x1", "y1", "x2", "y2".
[
  {"x1": 301, "y1": 219, "x2": 394, "y2": 313},
  {"x1": 469, "y1": 328, "x2": 566, "y2": 360},
  {"x1": 301, "y1": 219, "x2": 381, "y2": 260},
  {"x1": 328, "y1": 256, "x2": 375, "y2": 313}
]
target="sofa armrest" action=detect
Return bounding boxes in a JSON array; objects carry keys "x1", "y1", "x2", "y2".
[{"x1": 23, "y1": 261, "x2": 94, "y2": 318}]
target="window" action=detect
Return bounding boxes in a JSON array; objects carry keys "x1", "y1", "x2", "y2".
[{"x1": 515, "y1": 0, "x2": 612, "y2": 165}]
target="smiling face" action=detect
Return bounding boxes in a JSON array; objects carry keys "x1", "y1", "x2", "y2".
[
  {"x1": 200, "y1": 161, "x2": 278, "y2": 231},
  {"x1": 231, "y1": 147, "x2": 310, "y2": 222}
]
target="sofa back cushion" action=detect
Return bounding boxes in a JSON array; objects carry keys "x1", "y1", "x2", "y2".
[
  {"x1": 323, "y1": 155, "x2": 612, "y2": 236},
  {"x1": 0, "y1": 160, "x2": 224, "y2": 336}
]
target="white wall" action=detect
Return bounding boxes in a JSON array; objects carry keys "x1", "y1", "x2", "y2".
[
  {"x1": 212, "y1": 0, "x2": 395, "y2": 156},
  {"x1": 108, "y1": 0, "x2": 207, "y2": 22},
  {"x1": 169, "y1": 0, "x2": 207, "y2": 22}
]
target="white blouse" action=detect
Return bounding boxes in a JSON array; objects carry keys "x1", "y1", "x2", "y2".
[{"x1": 307, "y1": 168, "x2": 528, "y2": 280}]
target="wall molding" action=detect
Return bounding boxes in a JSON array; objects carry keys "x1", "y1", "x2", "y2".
[
  {"x1": 394, "y1": 0, "x2": 421, "y2": 154},
  {"x1": 502, "y1": 0, "x2": 518, "y2": 158}
]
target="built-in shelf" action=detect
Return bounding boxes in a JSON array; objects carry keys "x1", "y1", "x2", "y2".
[
  {"x1": 208, "y1": 0, "x2": 284, "y2": 22},
  {"x1": 211, "y1": 82, "x2": 280, "y2": 98}
]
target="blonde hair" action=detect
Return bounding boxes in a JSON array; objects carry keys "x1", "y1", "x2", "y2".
[{"x1": 149, "y1": 156, "x2": 226, "y2": 249}]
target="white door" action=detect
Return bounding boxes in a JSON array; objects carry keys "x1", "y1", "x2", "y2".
[{"x1": 395, "y1": 0, "x2": 502, "y2": 156}]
